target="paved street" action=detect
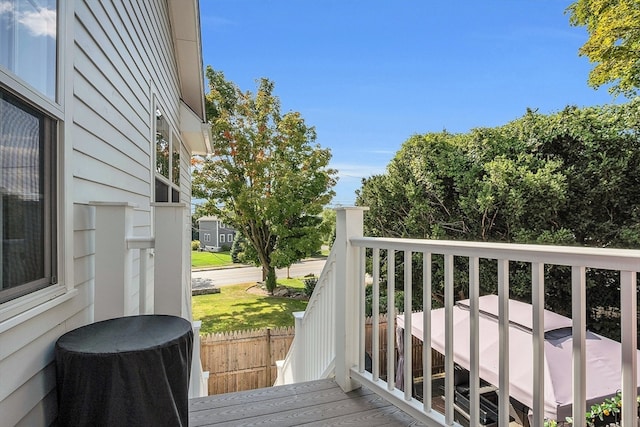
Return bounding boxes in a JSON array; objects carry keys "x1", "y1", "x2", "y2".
[{"x1": 191, "y1": 258, "x2": 326, "y2": 290}]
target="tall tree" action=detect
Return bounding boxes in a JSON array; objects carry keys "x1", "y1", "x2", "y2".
[
  {"x1": 567, "y1": 0, "x2": 640, "y2": 96},
  {"x1": 193, "y1": 67, "x2": 337, "y2": 293},
  {"x1": 356, "y1": 101, "x2": 640, "y2": 334}
]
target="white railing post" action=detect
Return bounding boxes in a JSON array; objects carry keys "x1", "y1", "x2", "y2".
[
  {"x1": 152, "y1": 203, "x2": 190, "y2": 318},
  {"x1": 620, "y1": 270, "x2": 637, "y2": 426},
  {"x1": 334, "y1": 207, "x2": 367, "y2": 392},
  {"x1": 292, "y1": 311, "x2": 306, "y2": 382},
  {"x1": 189, "y1": 321, "x2": 207, "y2": 398},
  {"x1": 126, "y1": 237, "x2": 156, "y2": 314},
  {"x1": 90, "y1": 202, "x2": 135, "y2": 321}
]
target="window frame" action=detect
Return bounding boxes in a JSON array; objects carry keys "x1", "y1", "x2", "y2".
[
  {"x1": 0, "y1": 82, "x2": 58, "y2": 305},
  {"x1": 0, "y1": 0, "x2": 63, "y2": 310},
  {"x1": 154, "y1": 104, "x2": 182, "y2": 203},
  {"x1": 0, "y1": 0, "x2": 59, "y2": 101}
]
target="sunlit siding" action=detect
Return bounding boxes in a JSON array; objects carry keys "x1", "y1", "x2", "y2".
[{"x1": 0, "y1": 1, "x2": 192, "y2": 425}]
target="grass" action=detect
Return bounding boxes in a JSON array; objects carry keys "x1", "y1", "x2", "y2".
[
  {"x1": 191, "y1": 251, "x2": 234, "y2": 268},
  {"x1": 193, "y1": 278, "x2": 308, "y2": 334}
]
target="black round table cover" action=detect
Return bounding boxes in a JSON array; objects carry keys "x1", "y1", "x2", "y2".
[{"x1": 55, "y1": 315, "x2": 193, "y2": 427}]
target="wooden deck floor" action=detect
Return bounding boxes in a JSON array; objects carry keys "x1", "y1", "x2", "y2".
[{"x1": 189, "y1": 378, "x2": 426, "y2": 426}]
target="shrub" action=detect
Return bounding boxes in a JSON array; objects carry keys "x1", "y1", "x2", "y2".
[
  {"x1": 230, "y1": 233, "x2": 244, "y2": 263},
  {"x1": 191, "y1": 240, "x2": 200, "y2": 251},
  {"x1": 303, "y1": 276, "x2": 318, "y2": 297}
]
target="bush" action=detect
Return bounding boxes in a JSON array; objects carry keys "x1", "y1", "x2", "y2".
[
  {"x1": 191, "y1": 240, "x2": 200, "y2": 251},
  {"x1": 303, "y1": 276, "x2": 318, "y2": 297},
  {"x1": 230, "y1": 233, "x2": 244, "y2": 263}
]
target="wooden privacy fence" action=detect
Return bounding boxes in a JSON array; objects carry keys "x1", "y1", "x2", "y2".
[
  {"x1": 200, "y1": 315, "x2": 445, "y2": 395},
  {"x1": 200, "y1": 327, "x2": 295, "y2": 395}
]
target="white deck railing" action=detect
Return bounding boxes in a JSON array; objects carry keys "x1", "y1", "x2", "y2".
[
  {"x1": 275, "y1": 246, "x2": 337, "y2": 385},
  {"x1": 91, "y1": 202, "x2": 208, "y2": 398},
  {"x1": 277, "y1": 207, "x2": 640, "y2": 427}
]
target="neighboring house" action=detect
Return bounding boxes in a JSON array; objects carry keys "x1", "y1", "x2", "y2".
[
  {"x1": 197, "y1": 216, "x2": 237, "y2": 252},
  {"x1": 0, "y1": 1, "x2": 210, "y2": 425}
]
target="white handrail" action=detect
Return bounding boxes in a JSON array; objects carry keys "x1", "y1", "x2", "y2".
[
  {"x1": 349, "y1": 237, "x2": 640, "y2": 427},
  {"x1": 274, "y1": 246, "x2": 338, "y2": 385},
  {"x1": 277, "y1": 210, "x2": 640, "y2": 426}
]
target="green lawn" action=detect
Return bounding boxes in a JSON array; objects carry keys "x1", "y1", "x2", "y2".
[
  {"x1": 192, "y1": 278, "x2": 308, "y2": 334},
  {"x1": 191, "y1": 251, "x2": 234, "y2": 268}
]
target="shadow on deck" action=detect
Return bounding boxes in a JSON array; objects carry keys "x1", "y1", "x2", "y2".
[{"x1": 189, "y1": 378, "x2": 426, "y2": 426}]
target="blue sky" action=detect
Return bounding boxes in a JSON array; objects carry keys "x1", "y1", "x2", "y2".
[{"x1": 199, "y1": 1, "x2": 619, "y2": 206}]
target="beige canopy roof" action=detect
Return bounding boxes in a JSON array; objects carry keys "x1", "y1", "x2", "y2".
[{"x1": 397, "y1": 295, "x2": 640, "y2": 421}]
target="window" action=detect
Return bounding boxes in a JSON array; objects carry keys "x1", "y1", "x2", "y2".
[
  {"x1": 1, "y1": 88, "x2": 57, "y2": 303},
  {"x1": 203, "y1": 233, "x2": 210, "y2": 243},
  {"x1": 0, "y1": 0, "x2": 57, "y2": 99},
  {"x1": 155, "y1": 109, "x2": 180, "y2": 202},
  {"x1": 220, "y1": 234, "x2": 225, "y2": 244},
  {"x1": 227, "y1": 234, "x2": 233, "y2": 243}
]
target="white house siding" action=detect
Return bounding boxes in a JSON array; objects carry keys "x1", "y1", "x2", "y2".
[{"x1": 0, "y1": 1, "x2": 199, "y2": 425}]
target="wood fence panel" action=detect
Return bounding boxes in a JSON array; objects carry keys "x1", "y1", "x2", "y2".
[
  {"x1": 200, "y1": 327, "x2": 295, "y2": 395},
  {"x1": 200, "y1": 318, "x2": 444, "y2": 395}
]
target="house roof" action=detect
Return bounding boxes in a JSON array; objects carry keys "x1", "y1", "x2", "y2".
[
  {"x1": 196, "y1": 216, "x2": 219, "y2": 222},
  {"x1": 168, "y1": 0, "x2": 212, "y2": 155}
]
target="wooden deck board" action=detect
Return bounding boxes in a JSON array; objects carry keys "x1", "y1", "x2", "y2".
[{"x1": 189, "y1": 379, "x2": 426, "y2": 426}]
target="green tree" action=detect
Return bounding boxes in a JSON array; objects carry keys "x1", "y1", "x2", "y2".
[
  {"x1": 356, "y1": 101, "x2": 640, "y2": 333},
  {"x1": 567, "y1": 0, "x2": 640, "y2": 97},
  {"x1": 193, "y1": 67, "x2": 337, "y2": 293},
  {"x1": 320, "y1": 208, "x2": 336, "y2": 246}
]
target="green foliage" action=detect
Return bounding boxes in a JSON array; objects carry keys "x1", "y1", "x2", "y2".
[
  {"x1": 265, "y1": 267, "x2": 277, "y2": 294},
  {"x1": 191, "y1": 240, "x2": 200, "y2": 251},
  {"x1": 230, "y1": 232, "x2": 244, "y2": 263},
  {"x1": 356, "y1": 101, "x2": 640, "y2": 336},
  {"x1": 320, "y1": 208, "x2": 336, "y2": 245},
  {"x1": 303, "y1": 275, "x2": 318, "y2": 297},
  {"x1": 364, "y1": 282, "x2": 406, "y2": 316},
  {"x1": 561, "y1": 391, "x2": 640, "y2": 427},
  {"x1": 567, "y1": 0, "x2": 640, "y2": 97},
  {"x1": 193, "y1": 67, "x2": 337, "y2": 294}
]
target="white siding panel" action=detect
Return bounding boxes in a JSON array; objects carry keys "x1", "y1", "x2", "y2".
[
  {"x1": 0, "y1": 322, "x2": 64, "y2": 401},
  {"x1": 72, "y1": 152, "x2": 149, "y2": 198},
  {"x1": 75, "y1": 0, "x2": 148, "y2": 107},
  {"x1": 74, "y1": 92, "x2": 151, "y2": 168},
  {"x1": 1, "y1": 0, "x2": 197, "y2": 424},
  {"x1": 132, "y1": 210, "x2": 152, "y2": 234},
  {"x1": 15, "y1": 387, "x2": 57, "y2": 427},
  {"x1": 73, "y1": 92, "x2": 150, "y2": 168},
  {"x1": 73, "y1": 229, "x2": 94, "y2": 259},
  {"x1": 73, "y1": 204, "x2": 95, "y2": 232},
  {"x1": 1, "y1": 363, "x2": 56, "y2": 427},
  {"x1": 74, "y1": 254, "x2": 94, "y2": 287},
  {"x1": 73, "y1": 51, "x2": 148, "y2": 145},
  {"x1": 73, "y1": 74, "x2": 148, "y2": 153},
  {"x1": 73, "y1": 178, "x2": 150, "y2": 207},
  {"x1": 120, "y1": 0, "x2": 180, "y2": 121}
]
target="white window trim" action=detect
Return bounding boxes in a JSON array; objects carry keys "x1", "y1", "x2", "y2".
[
  {"x1": 152, "y1": 100, "x2": 183, "y2": 203},
  {"x1": 0, "y1": 1, "x2": 73, "y2": 317},
  {"x1": 0, "y1": 285, "x2": 76, "y2": 329}
]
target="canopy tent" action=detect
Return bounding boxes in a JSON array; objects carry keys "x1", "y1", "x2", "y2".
[{"x1": 397, "y1": 295, "x2": 640, "y2": 421}]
